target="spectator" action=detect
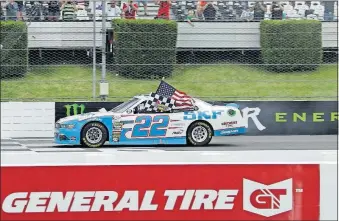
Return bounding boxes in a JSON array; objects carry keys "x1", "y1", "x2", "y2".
[
  {"x1": 48, "y1": 1, "x2": 60, "y2": 21},
  {"x1": 233, "y1": 2, "x2": 244, "y2": 19},
  {"x1": 311, "y1": 2, "x2": 324, "y2": 20},
  {"x1": 5, "y1": 0, "x2": 19, "y2": 20},
  {"x1": 322, "y1": 1, "x2": 334, "y2": 21},
  {"x1": 239, "y1": 1, "x2": 248, "y2": 10},
  {"x1": 61, "y1": 0, "x2": 77, "y2": 21},
  {"x1": 283, "y1": 1, "x2": 294, "y2": 16},
  {"x1": 76, "y1": 0, "x2": 86, "y2": 9},
  {"x1": 294, "y1": 2, "x2": 308, "y2": 17},
  {"x1": 288, "y1": 8, "x2": 302, "y2": 19},
  {"x1": 0, "y1": 1, "x2": 5, "y2": 20},
  {"x1": 186, "y1": 9, "x2": 196, "y2": 26},
  {"x1": 107, "y1": 0, "x2": 121, "y2": 19},
  {"x1": 253, "y1": 1, "x2": 266, "y2": 20},
  {"x1": 304, "y1": 1, "x2": 313, "y2": 16},
  {"x1": 197, "y1": 0, "x2": 207, "y2": 19},
  {"x1": 283, "y1": 1, "x2": 300, "y2": 19},
  {"x1": 25, "y1": 1, "x2": 42, "y2": 21},
  {"x1": 15, "y1": 1, "x2": 23, "y2": 20},
  {"x1": 155, "y1": 0, "x2": 170, "y2": 20},
  {"x1": 202, "y1": 1, "x2": 217, "y2": 20},
  {"x1": 122, "y1": 0, "x2": 138, "y2": 19},
  {"x1": 241, "y1": 6, "x2": 254, "y2": 21},
  {"x1": 271, "y1": 1, "x2": 283, "y2": 19},
  {"x1": 137, "y1": 0, "x2": 147, "y2": 15},
  {"x1": 282, "y1": 1, "x2": 293, "y2": 11},
  {"x1": 334, "y1": 1, "x2": 337, "y2": 20}
]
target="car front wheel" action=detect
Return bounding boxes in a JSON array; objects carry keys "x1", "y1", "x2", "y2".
[
  {"x1": 81, "y1": 122, "x2": 107, "y2": 148},
  {"x1": 187, "y1": 121, "x2": 213, "y2": 146}
]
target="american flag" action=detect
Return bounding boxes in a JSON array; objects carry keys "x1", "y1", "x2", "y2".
[{"x1": 155, "y1": 81, "x2": 194, "y2": 109}]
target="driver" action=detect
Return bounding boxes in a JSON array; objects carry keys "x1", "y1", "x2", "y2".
[{"x1": 134, "y1": 101, "x2": 146, "y2": 114}]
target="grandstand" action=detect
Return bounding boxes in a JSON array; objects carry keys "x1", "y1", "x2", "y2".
[{"x1": 0, "y1": 0, "x2": 337, "y2": 21}]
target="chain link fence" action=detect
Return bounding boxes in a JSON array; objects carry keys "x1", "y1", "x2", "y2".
[{"x1": 0, "y1": 0, "x2": 337, "y2": 102}]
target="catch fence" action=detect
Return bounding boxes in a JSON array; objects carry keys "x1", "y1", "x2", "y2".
[{"x1": 0, "y1": 0, "x2": 337, "y2": 102}]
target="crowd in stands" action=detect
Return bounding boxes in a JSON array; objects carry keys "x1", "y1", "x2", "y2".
[{"x1": 0, "y1": 0, "x2": 337, "y2": 21}]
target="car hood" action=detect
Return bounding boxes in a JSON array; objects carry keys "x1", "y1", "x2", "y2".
[{"x1": 57, "y1": 111, "x2": 115, "y2": 124}]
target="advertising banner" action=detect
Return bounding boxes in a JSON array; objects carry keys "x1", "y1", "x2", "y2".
[
  {"x1": 55, "y1": 101, "x2": 338, "y2": 135},
  {"x1": 1, "y1": 164, "x2": 320, "y2": 220}
]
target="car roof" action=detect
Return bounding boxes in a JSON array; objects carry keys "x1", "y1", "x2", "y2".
[{"x1": 133, "y1": 94, "x2": 152, "y2": 100}]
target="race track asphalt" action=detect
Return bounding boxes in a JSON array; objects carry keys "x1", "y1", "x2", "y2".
[{"x1": 1, "y1": 135, "x2": 337, "y2": 153}]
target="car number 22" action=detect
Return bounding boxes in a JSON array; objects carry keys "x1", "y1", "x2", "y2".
[{"x1": 131, "y1": 115, "x2": 169, "y2": 137}]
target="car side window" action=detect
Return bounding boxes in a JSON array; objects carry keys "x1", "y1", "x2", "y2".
[
  {"x1": 133, "y1": 100, "x2": 172, "y2": 114},
  {"x1": 133, "y1": 101, "x2": 150, "y2": 114}
]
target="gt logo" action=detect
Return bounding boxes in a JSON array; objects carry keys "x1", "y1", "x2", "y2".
[
  {"x1": 184, "y1": 111, "x2": 223, "y2": 120},
  {"x1": 250, "y1": 189, "x2": 287, "y2": 209},
  {"x1": 243, "y1": 178, "x2": 293, "y2": 217}
]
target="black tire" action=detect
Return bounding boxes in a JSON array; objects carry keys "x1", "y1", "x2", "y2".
[
  {"x1": 187, "y1": 121, "x2": 213, "y2": 146},
  {"x1": 81, "y1": 122, "x2": 107, "y2": 148}
]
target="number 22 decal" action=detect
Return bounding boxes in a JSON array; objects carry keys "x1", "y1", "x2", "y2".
[{"x1": 131, "y1": 115, "x2": 169, "y2": 137}]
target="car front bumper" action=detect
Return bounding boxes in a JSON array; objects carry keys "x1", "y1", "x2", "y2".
[{"x1": 54, "y1": 128, "x2": 81, "y2": 145}]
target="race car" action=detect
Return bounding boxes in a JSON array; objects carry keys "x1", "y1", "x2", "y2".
[{"x1": 54, "y1": 94, "x2": 247, "y2": 147}]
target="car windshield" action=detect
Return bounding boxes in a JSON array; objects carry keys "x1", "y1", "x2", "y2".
[{"x1": 110, "y1": 98, "x2": 140, "y2": 113}]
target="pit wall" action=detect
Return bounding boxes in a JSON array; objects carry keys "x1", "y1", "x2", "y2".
[{"x1": 1, "y1": 150, "x2": 337, "y2": 220}]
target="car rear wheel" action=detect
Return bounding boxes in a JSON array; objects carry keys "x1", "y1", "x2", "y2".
[
  {"x1": 187, "y1": 121, "x2": 213, "y2": 146},
  {"x1": 81, "y1": 122, "x2": 107, "y2": 148}
]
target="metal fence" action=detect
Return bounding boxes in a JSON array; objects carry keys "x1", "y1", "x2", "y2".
[{"x1": 0, "y1": 0, "x2": 338, "y2": 102}]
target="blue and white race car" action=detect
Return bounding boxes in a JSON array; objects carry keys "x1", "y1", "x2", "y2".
[{"x1": 55, "y1": 94, "x2": 247, "y2": 147}]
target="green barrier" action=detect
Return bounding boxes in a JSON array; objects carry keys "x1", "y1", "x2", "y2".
[
  {"x1": 260, "y1": 20, "x2": 322, "y2": 72},
  {"x1": 0, "y1": 21, "x2": 28, "y2": 79},
  {"x1": 112, "y1": 19, "x2": 177, "y2": 79}
]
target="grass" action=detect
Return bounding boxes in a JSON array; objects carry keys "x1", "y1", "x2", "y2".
[{"x1": 1, "y1": 64, "x2": 337, "y2": 101}]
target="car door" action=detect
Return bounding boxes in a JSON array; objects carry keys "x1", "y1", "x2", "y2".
[{"x1": 123, "y1": 101, "x2": 188, "y2": 144}]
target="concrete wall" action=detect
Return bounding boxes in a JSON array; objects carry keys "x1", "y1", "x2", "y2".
[
  {"x1": 26, "y1": 21, "x2": 338, "y2": 49},
  {"x1": 1, "y1": 102, "x2": 55, "y2": 138}
]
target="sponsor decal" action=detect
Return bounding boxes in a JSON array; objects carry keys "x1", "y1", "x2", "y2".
[
  {"x1": 220, "y1": 129, "x2": 239, "y2": 135},
  {"x1": 86, "y1": 117, "x2": 101, "y2": 122},
  {"x1": 237, "y1": 105, "x2": 338, "y2": 133},
  {"x1": 112, "y1": 115, "x2": 121, "y2": 120},
  {"x1": 1, "y1": 165, "x2": 319, "y2": 220},
  {"x1": 78, "y1": 113, "x2": 96, "y2": 121},
  {"x1": 227, "y1": 109, "x2": 236, "y2": 117},
  {"x1": 64, "y1": 104, "x2": 85, "y2": 116},
  {"x1": 275, "y1": 112, "x2": 338, "y2": 122},
  {"x1": 112, "y1": 121, "x2": 124, "y2": 142},
  {"x1": 120, "y1": 120, "x2": 135, "y2": 125},
  {"x1": 243, "y1": 178, "x2": 292, "y2": 217},
  {"x1": 221, "y1": 121, "x2": 237, "y2": 128},
  {"x1": 70, "y1": 136, "x2": 76, "y2": 140},
  {"x1": 113, "y1": 122, "x2": 124, "y2": 130},
  {"x1": 240, "y1": 107, "x2": 266, "y2": 131},
  {"x1": 184, "y1": 110, "x2": 223, "y2": 120},
  {"x1": 172, "y1": 129, "x2": 184, "y2": 135},
  {"x1": 172, "y1": 122, "x2": 185, "y2": 127}
]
